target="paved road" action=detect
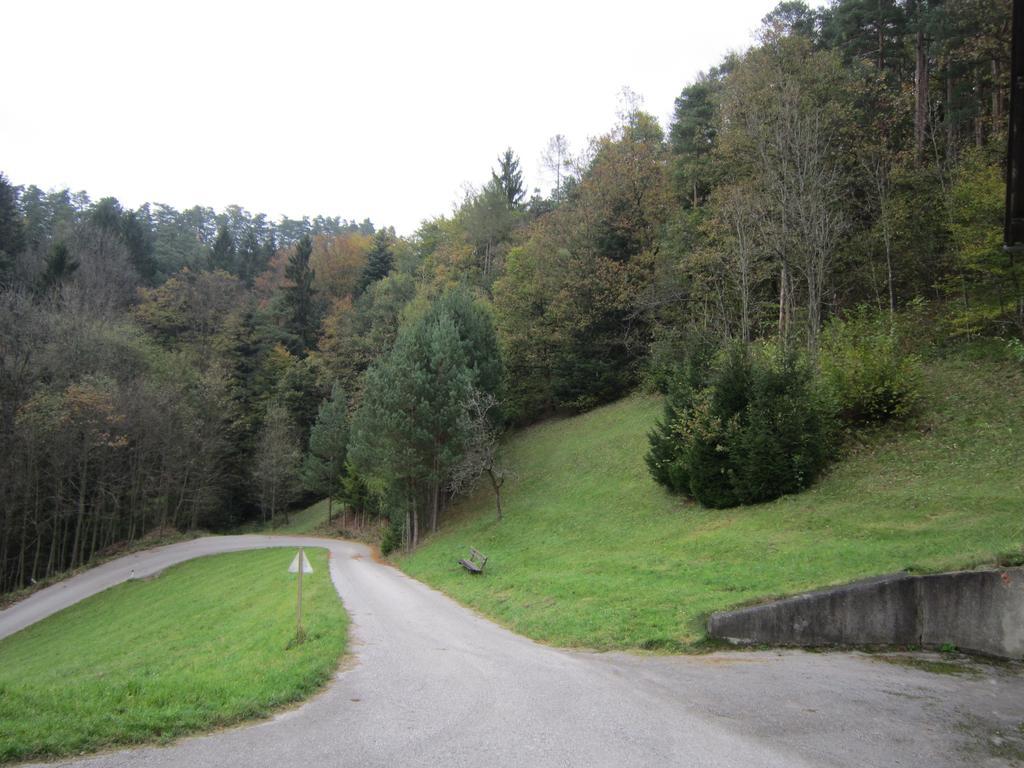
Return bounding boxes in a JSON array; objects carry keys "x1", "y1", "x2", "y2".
[{"x1": 3, "y1": 535, "x2": 1023, "y2": 767}]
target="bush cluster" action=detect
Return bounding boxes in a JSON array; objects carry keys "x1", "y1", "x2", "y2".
[
  {"x1": 647, "y1": 345, "x2": 834, "y2": 508},
  {"x1": 819, "y1": 309, "x2": 921, "y2": 426}
]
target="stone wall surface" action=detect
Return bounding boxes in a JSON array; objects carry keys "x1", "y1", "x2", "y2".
[
  {"x1": 707, "y1": 567, "x2": 1024, "y2": 659},
  {"x1": 918, "y1": 569, "x2": 1024, "y2": 658}
]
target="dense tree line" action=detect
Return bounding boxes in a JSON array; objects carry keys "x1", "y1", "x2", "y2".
[{"x1": 0, "y1": 0, "x2": 1016, "y2": 589}]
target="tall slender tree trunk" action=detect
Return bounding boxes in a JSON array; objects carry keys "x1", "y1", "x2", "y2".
[
  {"x1": 71, "y1": 453, "x2": 88, "y2": 570},
  {"x1": 17, "y1": 518, "x2": 27, "y2": 589},
  {"x1": 487, "y1": 468, "x2": 503, "y2": 522},
  {"x1": 806, "y1": 268, "x2": 823, "y2": 360},
  {"x1": 778, "y1": 261, "x2": 792, "y2": 345},
  {"x1": 46, "y1": 507, "x2": 57, "y2": 579},
  {"x1": 411, "y1": 495, "x2": 419, "y2": 549},
  {"x1": 58, "y1": 507, "x2": 68, "y2": 573},
  {"x1": 992, "y1": 59, "x2": 1001, "y2": 127},
  {"x1": 885, "y1": 231, "x2": 895, "y2": 316},
  {"x1": 431, "y1": 480, "x2": 439, "y2": 534},
  {"x1": 88, "y1": 489, "x2": 101, "y2": 561},
  {"x1": 877, "y1": 170, "x2": 896, "y2": 317},
  {"x1": 877, "y1": 0, "x2": 885, "y2": 72},
  {"x1": 946, "y1": 70, "x2": 956, "y2": 158},
  {"x1": 31, "y1": 521, "x2": 42, "y2": 584},
  {"x1": 915, "y1": 25, "x2": 929, "y2": 160},
  {"x1": 975, "y1": 69, "x2": 985, "y2": 147}
]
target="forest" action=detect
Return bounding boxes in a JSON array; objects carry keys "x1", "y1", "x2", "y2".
[{"x1": 0, "y1": 0, "x2": 1017, "y2": 592}]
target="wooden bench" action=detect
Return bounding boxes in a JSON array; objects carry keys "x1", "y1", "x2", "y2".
[{"x1": 458, "y1": 547, "x2": 488, "y2": 574}]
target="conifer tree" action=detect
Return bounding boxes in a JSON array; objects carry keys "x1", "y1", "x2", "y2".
[
  {"x1": 492, "y1": 148, "x2": 526, "y2": 209},
  {"x1": 209, "y1": 225, "x2": 236, "y2": 274},
  {"x1": 424, "y1": 287, "x2": 503, "y2": 400},
  {"x1": 349, "y1": 304, "x2": 474, "y2": 548},
  {"x1": 283, "y1": 234, "x2": 319, "y2": 353},
  {"x1": 357, "y1": 229, "x2": 395, "y2": 295},
  {"x1": 302, "y1": 384, "x2": 350, "y2": 524},
  {"x1": 36, "y1": 242, "x2": 78, "y2": 295},
  {"x1": 0, "y1": 173, "x2": 25, "y2": 286}
]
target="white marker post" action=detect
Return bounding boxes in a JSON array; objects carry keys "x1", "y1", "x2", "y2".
[{"x1": 288, "y1": 548, "x2": 313, "y2": 644}]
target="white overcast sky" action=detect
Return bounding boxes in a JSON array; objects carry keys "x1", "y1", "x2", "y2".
[{"x1": 2, "y1": 0, "x2": 780, "y2": 235}]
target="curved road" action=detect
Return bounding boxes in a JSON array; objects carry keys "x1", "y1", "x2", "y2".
[{"x1": 2, "y1": 535, "x2": 1022, "y2": 767}]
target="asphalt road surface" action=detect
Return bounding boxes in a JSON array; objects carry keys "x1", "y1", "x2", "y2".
[{"x1": 2, "y1": 535, "x2": 1022, "y2": 767}]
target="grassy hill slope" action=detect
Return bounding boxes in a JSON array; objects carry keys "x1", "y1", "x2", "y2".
[
  {"x1": 400, "y1": 350, "x2": 1024, "y2": 651},
  {"x1": 0, "y1": 548, "x2": 346, "y2": 763}
]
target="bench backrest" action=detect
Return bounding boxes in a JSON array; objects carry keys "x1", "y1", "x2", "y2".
[{"x1": 468, "y1": 547, "x2": 488, "y2": 567}]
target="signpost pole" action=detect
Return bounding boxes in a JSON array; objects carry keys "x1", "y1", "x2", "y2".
[
  {"x1": 287, "y1": 548, "x2": 312, "y2": 644},
  {"x1": 296, "y1": 547, "x2": 304, "y2": 644}
]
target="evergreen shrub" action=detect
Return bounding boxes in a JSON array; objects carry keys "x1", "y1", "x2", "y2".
[{"x1": 647, "y1": 344, "x2": 833, "y2": 508}]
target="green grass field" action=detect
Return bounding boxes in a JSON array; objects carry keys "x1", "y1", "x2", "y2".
[
  {"x1": 400, "y1": 351, "x2": 1024, "y2": 651},
  {"x1": 270, "y1": 498, "x2": 333, "y2": 534},
  {"x1": 0, "y1": 548, "x2": 347, "y2": 763}
]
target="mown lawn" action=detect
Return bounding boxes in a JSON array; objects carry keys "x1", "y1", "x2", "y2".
[
  {"x1": 0, "y1": 548, "x2": 346, "y2": 763},
  {"x1": 269, "y1": 498, "x2": 333, "y2": 534},
  {"x1": 399, "y1": 352, "x2": 1024, "y2": 651}
]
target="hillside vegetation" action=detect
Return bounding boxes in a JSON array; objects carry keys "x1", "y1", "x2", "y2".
[
  {"x1": 0, "y1": 548, "x2": 346, "y2": 763},
  {"x1": 3, "y1": 1, "x2": 1015, "y2": 594},
  {"x1": 400, "y1": 350, "x2": 1024, "y2": 651}
]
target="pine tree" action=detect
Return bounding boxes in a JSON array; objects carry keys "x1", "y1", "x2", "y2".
[
  {"x1": 417, "y1": 312, "x2": 474, "y2": 533},
  {"x1": 0, "y1": 173, "x2": 25, "y2": 286},
  {"x1": 302, "y1": 384, "x2": 350, "y2": 524},
  {"x1": 424, "y1": 286, "x2": 503, "y2": 400},
  {"x1": 237, "y1": 229, "x2": 265, "y2": 286},
  {"x1": 36, "y1": 242, "x2": 78, "y2": 295},
  {"x1": 282, "y1": 234, "x2": 319, "y2": 353},
  {"x1": 357, "y1": 229, "x2": 394, "y2": 295},
  {"x1": 349, "y1": 304, "x2": 474, "y2": 548},
  {"x1": 209, "y1": 225, "x2": 236, "y2": 274},
  {"x1": 492, "y1": 148, "x2": 526, "y2": 209},
  {"x1": 121, "y1": 209, "x2": 157, "y2": 284}
]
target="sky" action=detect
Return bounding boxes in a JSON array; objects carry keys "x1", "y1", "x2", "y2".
[{"x1": 2, "y1": 0, "x2": 781, "y2": 236}]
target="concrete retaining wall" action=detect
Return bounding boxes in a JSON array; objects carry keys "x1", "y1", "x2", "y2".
[{"x1": 707, "y1": 567, "x2": 1024, "y2": 659}]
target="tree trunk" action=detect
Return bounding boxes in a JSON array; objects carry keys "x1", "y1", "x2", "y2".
[
  {"x1": 411, "y1": 495, "x2": 419, "y2": 549},
  {"x1": 946, "y1": 70, "x2": 956, "y2": 159},
  {"x1": 992, "y1": 59, "x2": 1001, "y2": 127},
  {"x1": 806, "y1": 270, "x2": 822, "y2": 361},
  {"x1": 915, "y1": 25, "x2": 928, "y2": 160},
  {"x1": 431, "y1": 480, "x2": 439, "y2": 534},
  {"x1": 88, "y1": 489, "x2": 101, "y2": 561},
  {"x1": 487, "y1": 469, "x2": 503, "y2": 522},
  {"x1": 46, "y1": 506, "x2": 57, "y2": 579},
  {"x1": 71, "y1": 453, "x2": 88, "y2": 570},
  {"x1": 31, "y1": 518, "x2": 42, "y2": 584},
  {"x1": 975, "y1": 69, "x2": 985, "y2": 147},
  {"x1": 778, "y1": 261, "x2": 791, "y2": 345},
  {"x1": 877, "y1": 0, "x2": 885, "y2": 72},
  {"x1": 17, "y1": 516, "x2": 27, "y2": 589},
  {"x1": 885, "y1": 229, "x2": 895, "y2": 316}
]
